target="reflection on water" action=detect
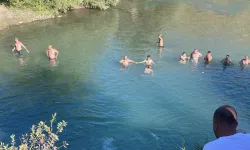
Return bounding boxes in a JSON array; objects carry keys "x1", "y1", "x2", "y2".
[{"x1": 0, "y1": 0, "x2": 250, "y2": 150}]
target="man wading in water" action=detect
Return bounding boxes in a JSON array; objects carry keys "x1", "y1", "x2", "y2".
[
  {"x1": 12, "y1": 38, "x2": 29, "y2": 55},
  {"x1": 138, "y1": 55, "x2": 155, "y2": 67},
  {"x1": 157, "y1": 34, "x2": 164, "y2": 47},
  {"x1": 119, "y1": 56, "x2": 137, "y2": 69},
  {"x1": 46, "y1": 45, "x2": 59, "y2": 65}
]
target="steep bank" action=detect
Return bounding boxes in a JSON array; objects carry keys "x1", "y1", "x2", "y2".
[{"x1": 0, "y1": 5, "x2": 54, "y2": 30}]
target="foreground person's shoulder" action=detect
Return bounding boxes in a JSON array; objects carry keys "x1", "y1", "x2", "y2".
[{"x1": 203, "y1": 140, "x2": 220, "y2": 150}]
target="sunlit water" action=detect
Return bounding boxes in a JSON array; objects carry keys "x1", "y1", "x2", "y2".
[{"x1": 0, "y1": 0, "x2": 250, "y2": 149}]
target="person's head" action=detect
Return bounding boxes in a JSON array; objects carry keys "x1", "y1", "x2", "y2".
[
  {"x1": 124, "y1": 56, "x2": 128, "y2": 60},
  {"x1": 213, "y1": 105, "x2": 238, "y2": 139},
  {"x1": 245, "y1": 56, "x2": 249, "y2": 60},
  {"x1": 207, "y1": 51, "x2": 211, "y2": 54},
  {"x1": 226, "y1": 55, "x2": 230, "y2": 58},
  {"x1": 146, "y1": 55, "x2": 151, "y2": 60},
  {"x1": 48, "y1": 45, "x2": 52, "y2": 50},
  {"x1": 182, "y1": 52, "x2": 186, "y2": 55},
  {"x1": 194, "y1": 49, "x2": 198, "y2": 54},
  {"x1": 15, "y1": 37, "x2": 19, "y2": 42}
]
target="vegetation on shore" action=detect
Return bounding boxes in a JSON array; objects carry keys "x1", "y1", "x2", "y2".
[
  {"x1": 2, "y1": 0, "x2": 119, "y2": 14},
  {"x1": 0, "y1": 113, "x2": 68, "y2": 150}
]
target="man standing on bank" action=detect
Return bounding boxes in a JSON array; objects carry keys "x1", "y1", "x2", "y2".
[{"x1": 203, "y1": 105, "x2": 250, "y2": 150}]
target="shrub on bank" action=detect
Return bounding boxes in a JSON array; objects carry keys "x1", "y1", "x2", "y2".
[
  {"x1": 4, "y1": 0, "x2": 119, "y2": 14},
  {"x1": 0, "y1": 113, "x2": 68, "y2": 150}
]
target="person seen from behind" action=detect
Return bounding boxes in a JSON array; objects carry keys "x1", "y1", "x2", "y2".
[{"x1": 203, "y1": 105, "x2": 250, "y2": 150}]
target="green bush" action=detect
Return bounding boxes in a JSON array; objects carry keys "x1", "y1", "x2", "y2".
[
  {"x1": 0, "y1": 113, "x2": 68, "y2": 150},
  {"x1": 8, "y1": 0, "x2": 119, "y2": 14}
]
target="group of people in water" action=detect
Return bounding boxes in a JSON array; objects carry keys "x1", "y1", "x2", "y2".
[
  {"x1": 119, "y1": 35, "x2": 250, "y2": 74},
  {"x1": 12, "y1": 38, "x2": 59, "y2": 65},
  {"x1": 11, "y1": 35, "x2": 250, "y2": 70}
]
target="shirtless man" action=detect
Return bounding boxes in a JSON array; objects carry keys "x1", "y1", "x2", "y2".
[
  {"x1": 204, "y1": 51, "x2": 212, "y2": 63},
  {"x1": 144, "y1": 65, "x2": 154, "y2": 75},
  {"x1": 157, "y1": 34, "x2": 164, "y2": 47},
  {"x1": 222, "y1": 55, "x2": 233, "y2": 65},
  {"x1": 12, "y1": 38, "x2": 29, "y2": 55},
  {"x1": 119, "y1": 56, "x2": 136, "y2": 68},
  {"x1": 179, "y1": 52, "x2": 190, "y2": 63},
  {"x1": 46, "y1": 45, "x2": 59, "y2": 65},
  {"x1": 190, "y1": 49, "x2": 202, "y2": 60},
  {"x1": 138, "y1": 55, "x2": 155, "y2": 66},
  {"x1": 240, "y1": 56, "x2": 250, "y2": 65}
]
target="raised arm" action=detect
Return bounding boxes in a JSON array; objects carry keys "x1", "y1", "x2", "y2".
[{"x1": 159, "y1": 35, "x2": 163, "y2": 40}]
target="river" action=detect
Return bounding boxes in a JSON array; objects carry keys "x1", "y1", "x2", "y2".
[{"x1": 0, "y1": 0, "x2": 250, "y2": 149}]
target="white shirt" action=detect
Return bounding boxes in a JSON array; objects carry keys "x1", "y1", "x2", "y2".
[{"x1": 203, "y1": 133, "x2": 250, "y2": 150}]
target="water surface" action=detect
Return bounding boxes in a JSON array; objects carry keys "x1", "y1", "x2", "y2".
[{"x1": 0, "y1": 0, "x2": 250, "y2": 149}]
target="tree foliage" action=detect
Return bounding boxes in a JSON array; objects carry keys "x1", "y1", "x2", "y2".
[{"x1": 2, "y1": 0, "x2": 119, "y2": 14}]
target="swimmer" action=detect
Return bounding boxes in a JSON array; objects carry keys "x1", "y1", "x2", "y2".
[
  {"x1": 222, "y1": 55, "x2": 233, "y2": 65},
  {"x1": 240, "y1": 56, "x2": 250, "y2": 65},
  {"x1": 119, "y1": 56, "x2": 136, "y2": 68},
  {"x1": 46, "y1": 45, "x2": 59, "y2": 65},
  {"x1": 204, "y1": 51, "x2": 212, "y2": 63},
  {"x1": 144, "y1": 65, "x2": 154, "y2": 75},
  {"x1": 12, "y1": 38, "x2": 29, "y2": 55},
  {"x1": 190, "y1": 49, "x2": 202, "y2": 60},
  {"x1": 138, "y1": 55, "x2": 155, "y2": 66},
  {"x1": 179, "y1": 52, "x2": 190, "y2": 63},
  {"x1": 157, "y1": 34, "x2": 164, "y2": 47}
]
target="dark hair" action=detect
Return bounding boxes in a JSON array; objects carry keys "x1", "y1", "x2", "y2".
[
  {"x1": 208, "y1": 51, "x2": 211, "y2": 53},
  {"x1": 213, "y1": 105, "x2": 238, "y2": 126},
  {"x1": 182, "y1": 52, "x2": 186, "y2": 55},
  {"x1": 226, "y1": 55, "x2": 229, "y2": 57},
  {"x1": 147, "y1": 55, "x2": 151, "y2": 58}
]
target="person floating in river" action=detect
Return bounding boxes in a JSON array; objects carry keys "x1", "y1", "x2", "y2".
[
  {"x1": 157, "y1": 34, "x2": 164, "y2": 47},
  {"x1": 203, "y1": 105, "x2": 250, "y2": 150},
  {"x1": 144, "y1": 65, "x2": 154, "y2": 75},
  {"x1": 12, "y1": 37, "x2": 29, "y2": 55},
  {"x1": 179, "y1": 52, "x2": 190, "y2": 64},
  {"x1": 240, "y1": 56, "x2": 250, "y2": 66},
  {"x1": 119, "y1": 56, "x2": 136, "y2": 69},
  {"x1": 138, "y1": 55, "x2": 155, "y2": 67},
  {"x1": 46, "y1": 45, "x2": 59, "y2": 65},
  {"x1": 204, "y1": 51, "x2": 212, "y2": 63},
  {"x1": 222, "y1": 55, "x2": 233, "y2": 65}
]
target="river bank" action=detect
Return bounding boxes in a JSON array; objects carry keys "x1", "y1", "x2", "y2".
[
  {"x1": 0, "y1": 5, "x2": 53, "y2": 30},
  {"x1": 0, "y1": 4, "x2": 89, "y2": 31}
]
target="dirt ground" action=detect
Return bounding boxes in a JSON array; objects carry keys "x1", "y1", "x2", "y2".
[{"x1": 0, "y1": 5, "x2": 54, "y2": 30}]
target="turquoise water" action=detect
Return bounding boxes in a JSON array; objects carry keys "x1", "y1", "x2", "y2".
[{"x1": 1, "y1": 0, "x2": 250, "y2": 149}]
